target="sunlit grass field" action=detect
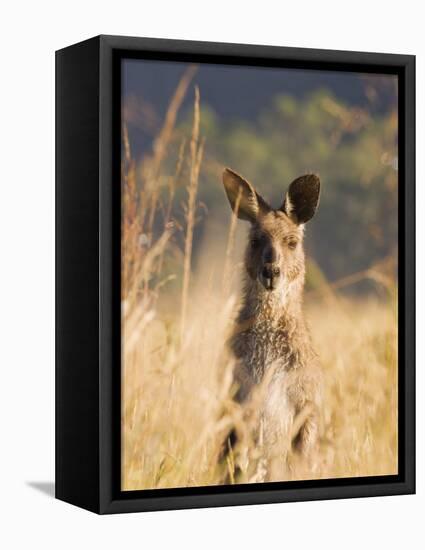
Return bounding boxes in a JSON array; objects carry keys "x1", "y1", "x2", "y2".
[
  {"x1": 122, "y1": 275, "x2": 397, "y2": 490},
  {"x1": 121, "y1": 75, "x2": 398, "y2": 491}
]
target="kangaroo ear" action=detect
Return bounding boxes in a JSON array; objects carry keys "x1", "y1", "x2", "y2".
[
  {"x1": 222, "y1": 168, "x2": 270, "y2": 223},
  {"x1": 282, "y1": 174, "x2": 320, "y2": 224}
]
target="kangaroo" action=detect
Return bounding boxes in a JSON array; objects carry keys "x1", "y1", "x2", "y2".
[{"x1": 222, "y1": 167, "x2": 322, "y2": 481}]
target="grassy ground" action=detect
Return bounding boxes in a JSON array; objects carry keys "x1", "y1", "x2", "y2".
[{"x1": 122, "y1": 267, "x2": 397, "y2": 490}]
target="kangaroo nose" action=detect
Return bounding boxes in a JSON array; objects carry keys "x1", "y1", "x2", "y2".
[
  {"x1": 261, "y1": 264, "x2": 280, "y2": 290},
  {"x1": 262, "y1": 264, "x2": 280, "y2": 278}
]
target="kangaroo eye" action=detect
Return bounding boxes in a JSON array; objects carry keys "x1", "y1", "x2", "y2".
[
  {"x1": 251, "y1": 238, "x2": 261, "y2": 248},
  {"x1": 288, "y1": 240, "x2": 298, "y2": 250}
]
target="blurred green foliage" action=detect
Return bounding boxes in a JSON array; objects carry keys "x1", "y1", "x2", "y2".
[{"x1": 174, "y1": 88, "x2": 398, "y2": 282}]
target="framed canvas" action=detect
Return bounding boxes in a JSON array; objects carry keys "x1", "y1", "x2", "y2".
[{"x1": 56, "y1": 35, "x2": 415, "y2": 514}]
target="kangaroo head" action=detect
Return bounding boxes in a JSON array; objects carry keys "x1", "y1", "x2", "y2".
[{"x1": 223, "y1": 168, "x2": 320, "y2": 294}]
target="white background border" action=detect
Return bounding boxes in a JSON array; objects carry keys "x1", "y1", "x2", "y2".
[{"x1": 1, "y1": 1, "x2": 421, "y2": 547}]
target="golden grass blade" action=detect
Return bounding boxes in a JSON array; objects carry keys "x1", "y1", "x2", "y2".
[{"x1": 181, "y1": 86, "x2": 204, "y2": 338}]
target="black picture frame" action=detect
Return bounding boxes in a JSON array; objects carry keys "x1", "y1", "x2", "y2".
[{"x1": 56, "y1": 34, "x2": 415, "y2": 514}]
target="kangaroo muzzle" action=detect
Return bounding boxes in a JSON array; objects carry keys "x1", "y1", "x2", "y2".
[{"x1": 260, "y1": 263, "x2": 281, "y2": 291}]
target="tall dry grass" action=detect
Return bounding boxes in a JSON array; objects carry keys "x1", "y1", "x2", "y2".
[{"x1": 121, "y1": 75, "x2": 398, "y2": 490}]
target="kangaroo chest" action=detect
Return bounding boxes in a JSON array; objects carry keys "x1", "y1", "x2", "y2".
[{"x1": 233, "y1": 320, "x2": 295, "y2": 382}]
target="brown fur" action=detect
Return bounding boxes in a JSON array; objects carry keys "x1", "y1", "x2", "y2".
[{"x1": 223, "y1": 168, "x2": 322, "y2": 480}]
